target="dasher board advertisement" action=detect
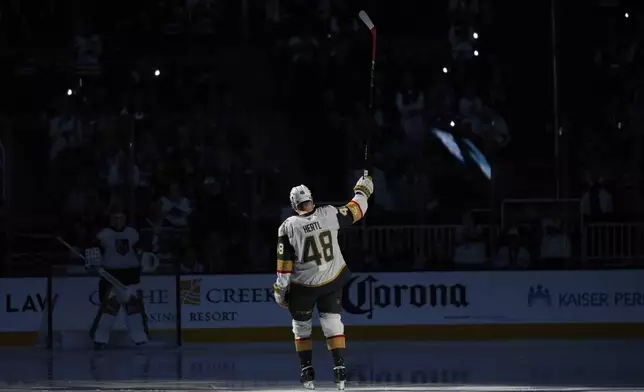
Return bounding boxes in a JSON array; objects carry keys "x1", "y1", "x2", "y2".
[{"x1": 1, "y1": 270, "x2": 644, "y2": 334}]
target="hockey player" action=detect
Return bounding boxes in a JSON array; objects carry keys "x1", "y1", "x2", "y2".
[
  {"x1": 86, "y1": 207, "x2": 156, "y2": 349},
  {"x1": 273, "y1": 176, "x2": 374, "y2": 390}
]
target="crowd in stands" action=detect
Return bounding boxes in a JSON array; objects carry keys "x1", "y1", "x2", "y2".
[
  {"x1": 272, "y1": 0, "x2": 512, "y2": 220},
  {"x1": 3, "y1": 0, "x2": 262, "y2": 274},
  {"x1": 1, "y1": 0, "x2": 643, "y2": 275}
]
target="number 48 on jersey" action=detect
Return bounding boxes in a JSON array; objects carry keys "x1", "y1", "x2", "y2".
[{"x1": 303, "y1": 230, "x2": 334, "y2": 266}]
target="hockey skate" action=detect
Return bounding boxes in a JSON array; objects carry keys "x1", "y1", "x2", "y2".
[
  {"x1": 333, "y1": 358, "x2": 346, "y2": 390},
  {"x1": 300, "y1": 362, "x2": 315, "y2": 390},
  {"x1": 93, "y1": 342, "x2": 108, "y2": 351}
]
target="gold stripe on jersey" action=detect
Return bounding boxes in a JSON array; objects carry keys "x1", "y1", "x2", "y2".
[
  {"x1": 294, "y1": 264, "x2": 346, "y2": 287},
  {"x1": 346, "y1": 201, "x2": 363, "y2": 223},
  {"x1": 326, "y1": 335, "x2": 346, "y2": 350},
  {"x1": 277, "y1": 259, "x2": 294, "y2": 273},
  {"x1": 295, "y1": 338, "x2": 313, "y2": 351}
]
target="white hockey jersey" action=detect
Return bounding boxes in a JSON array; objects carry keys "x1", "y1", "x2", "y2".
[
  {"x1": 97, "y1": 227, "x2": 140, "y2": 269},
  {"x1": 276, "y1": 195, "x2": 367, "y2": 288}
]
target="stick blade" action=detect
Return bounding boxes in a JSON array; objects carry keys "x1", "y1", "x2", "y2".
[{"x1": 358, "y1": 10, "x2": 375, "y2": 30}]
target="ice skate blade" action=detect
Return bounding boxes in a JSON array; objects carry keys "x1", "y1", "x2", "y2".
[
  {"x1": 302, "y1": 380, "x2": 315, "y2": 390},
  {"x1": 336, "y1": 380, "x2": 345, "y2": 390}
]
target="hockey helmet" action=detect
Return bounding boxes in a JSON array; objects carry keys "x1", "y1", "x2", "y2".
[{"x1": 289, "y1": 184, "x2": 313, "y2": 212}]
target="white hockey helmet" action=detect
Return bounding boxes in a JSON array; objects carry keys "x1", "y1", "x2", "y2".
[{"x1": 289, "y1": 184, "x2": 314, "y2": 212}]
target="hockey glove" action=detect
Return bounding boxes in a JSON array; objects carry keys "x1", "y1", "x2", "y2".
[
  {"x1": 114, "y1": 285, "x2": 139, "y2": 303},
  {"x1": 84, "y1": 247, "x2": 102, "y2": 270},
  {"x1": 273, "y1": 283, "x2": 289, "y2": 309},
  {"x1": 125, "y1": 285, "x2": 139, "y2": 300},
  {"x1": 354, "y1": 176, "x2": 374, "y2": 199}
]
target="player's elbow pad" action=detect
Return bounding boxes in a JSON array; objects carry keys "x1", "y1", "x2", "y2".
[{"x1": 351, "y1": 192, "x2": 369, "y2": 220}]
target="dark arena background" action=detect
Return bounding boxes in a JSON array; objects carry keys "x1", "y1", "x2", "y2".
[{"x1": 1, "y1": 0, "x2": 644, "y2": 391}]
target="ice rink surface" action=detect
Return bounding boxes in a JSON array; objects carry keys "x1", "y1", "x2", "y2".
[{"x1": 0, "y1": 340, "x2": 643, "y2": 391}]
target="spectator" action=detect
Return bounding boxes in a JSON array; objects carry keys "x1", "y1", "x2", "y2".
[
  {"x1": 48, "y1": 102, "x2": 81, "y2": 162},
  {"x1": 73, "y1": 21, "x2": 102, "y2": 75},
  {"x1": 393, "y1": 162, "x2": 437, "y2": 222},
  {"x1": 180, "y1": 235, "x2": 205, "y2": 273},
  {"x1": 159, "y1": 182, "x2": 192, "y2": 227},
  {"x1": 539, "y1": 218, "x2": 572, "y2": 267},
  {"x1": 427, "y1": 73, "x2": 456, "y2": 119},
  {"x1": 64, "y1": 176, "x2": 95, "y2": 218},
  {"x1": 448, "y1": 17, "x2": 475, "y2": 61},
  {"x1": 580, "y1": 171, "x2": 613, "y2": 219},
  {"x1": 458, "y1": 86, "x2": 482, "y2": 128},
  {"x1": 477, "y1": 107, "x2": 510, "y2": 149},
  {"x1": 287, "y1": 26, "x2": 319, "y2": 65},
  {"x1": 202, "y1": 231, "x2": 226, "y2": 273},
  {"x1": 452, "y1": 210, "x2": 486, "y2": 266},
  {"x1": 137, "y1": 131, "x2": 160, "y2": 189},
  {"x1": 166, "y1": 126, "x2": 198, "y2": 179},
  {"x1": 395, "y1": 73, "x2": 425, "y2": 150},
  {"x1": 381, "y1": 233, "x2": 413, "y2": 271},
  {"x1": 493, "y1": 227, "x2": 531, "y2": 269},
  {"x1": 449, "y1": 0, "x2": 479, "y2": 16},
  {"x1": 108, "y1": 150, "x2": 141, "y2": 189},
  {"x1": 488, "y1": 67, "x2": 508, "y2": 108}
]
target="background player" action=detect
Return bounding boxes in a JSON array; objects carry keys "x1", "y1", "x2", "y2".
[
  {"x1": 273, "y1": 176, "x2": 374, "y2": 390},
  {"x1": 85, "y1": 206, "x2": 155, "y2": 349}
]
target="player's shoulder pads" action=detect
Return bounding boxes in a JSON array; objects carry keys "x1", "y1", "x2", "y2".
[
  {"x1": 316, "y1": 205, "x2": 337, "y2": 217},
  {"x1": 278, "y1": 219, "x2": 292, "y2": 237}
]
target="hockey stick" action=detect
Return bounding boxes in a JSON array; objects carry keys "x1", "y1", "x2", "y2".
[
  {"x1": 55, "y1": 236, "x2": 128, "y2": 293},
  {"x1": 358, "y1": 10, "x2": 376, "y2": 178}
]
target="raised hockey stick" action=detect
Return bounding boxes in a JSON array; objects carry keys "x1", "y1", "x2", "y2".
[
  {"x1": 358, "y1": 10, "x2": 376, "y2": 178},
  {"x1": 55, "y1": 236, "x2": 128, "y2": 293}
]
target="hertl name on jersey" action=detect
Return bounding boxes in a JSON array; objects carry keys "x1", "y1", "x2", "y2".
[{"x1": 302, "y1": 221, "x2": 322, "y2": 234}]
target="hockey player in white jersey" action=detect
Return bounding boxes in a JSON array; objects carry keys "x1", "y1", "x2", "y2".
[
  {"x1": 85, "y1": 207, "x2": 157, "y2": 349},
  {"x1": 273, "y1": 176, "x2": 374, "y2": 390}
]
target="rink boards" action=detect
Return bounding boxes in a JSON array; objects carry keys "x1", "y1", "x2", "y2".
[{"x1": 1, "y1": 270, "x2": 644, "y2": 345}]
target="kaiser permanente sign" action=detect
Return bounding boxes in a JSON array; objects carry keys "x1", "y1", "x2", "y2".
[{"x1": 1, "y1": 270, "x2": 643, "y2": 343}]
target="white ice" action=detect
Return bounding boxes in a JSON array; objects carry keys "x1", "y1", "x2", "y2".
[{"x1": 0, "y1": 340, "x2": 643, "y2": 391}]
